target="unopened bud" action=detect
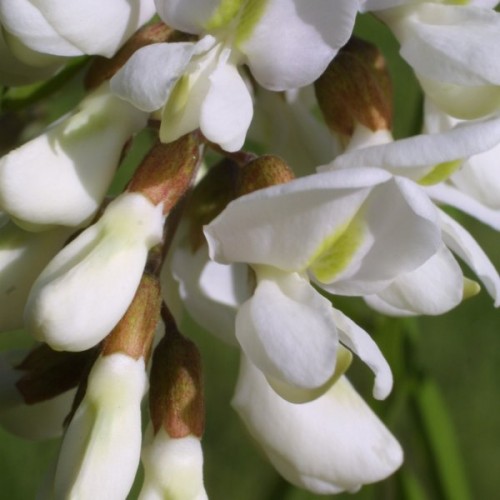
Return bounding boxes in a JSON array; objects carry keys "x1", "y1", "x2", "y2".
[
  {"x1": 102, "y1": 273, "x2": 162, "y2": 361},
  {"x1": 185, "y1": 158, "x2": 240, "y2": 250},
  {"x1": 149, "y1": 308, "x2": 204, "y2": 439},
  {"x1": 85, "y1": 23, "x2": 194, "y2": 90},
  {"x1": 315, "y1": 37, "x2": 392, "y2": 138},
  {"x1": 127, "y1": 134, "x2": 201, "y2": 214},
  {"x1": 237, "y1": 155, "x2": 295, "y2": 196}
]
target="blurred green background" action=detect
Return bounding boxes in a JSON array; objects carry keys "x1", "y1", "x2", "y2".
[{"x1": 1, "y1": 12, "x2": 499, "y2": 500}]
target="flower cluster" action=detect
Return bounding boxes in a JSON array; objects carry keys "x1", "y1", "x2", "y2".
[{"x1": 1, "y1": 0, "x2": 499, "y2": 498}]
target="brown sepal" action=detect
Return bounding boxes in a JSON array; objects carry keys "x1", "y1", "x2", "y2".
[
  {"x1": 15, "y1": 344, "x2": 99, "y2": 405},
  {"x1": 315, "y1": 36, "x2": 393, "y2": 137},
  {"x1": 237, "y1": 155, "x2": 295, "y2": 196},
  {"x1": 126, "y1": 133, "x2": 201, "y2": 214},
  {"x1": 149, "y1": 306, "x2": 204, "y2": 439},
  {"x1": 102, "y1": 273, "x2": 162, "y2": 362}
]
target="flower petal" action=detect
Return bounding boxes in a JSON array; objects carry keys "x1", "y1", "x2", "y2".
[
  {"x1": 318, "y1": 176, "x2": 441, "y2": 296},
  {"x1": 154, "y1": 0, "x2": 220, "y2": 35},
  {"x1": 199, "y1": 56, "x2": 253, "y2": 152},
  {"x1": 235, "y1": 268, "x2": 337, "y2": 393},
  {"x1": 240, "y1": 0, "x2": 358, "y2": 90},
  {"x1": 397, "y1": 4, "x2": 500, "y2": 86},
  {"x1": 139, "y1": 427, "x2": 208, "y2": 500},
  {"x1": 110, "y1": 42, "x2": 196, "y2": 112},
  {"x1": 1, "y1": 0, "x2": 156, "y2": 57},
  {"x1": 0, "y1": 221, "x2": 72, "y2": 331},
  {"x1": 25, "y1": 194, "x2": 165, "y2": 351},
  {"x1": 233, "y1": 357, "x2": 403, "y2": 494},
  {"x1": 330, "y1": 308, "x2": 393, "y2": 400},
  {"x1": 426, "y1": 183, "x2": 500, "y2": 231},
  {"x1": 205, "y1": 168, "x2": 391, "y2": 271},
  {"x1": 53, "y1": 354, "x2": 147, "y2": 499},
  {"x1": 329, "y1": 116, "x2": 500, "y2": 180},
  {"x1": 0, "y1": 84, "x2": 148, "y2": 230},
  {"x1": 171, "y1": 241, "x2": 249, "y2": 346},
  {"x1": 439, "y1": 210, "x2": 500, "y2": 306},
  {"x1": 365, "y1": 245, "x2": 463, "y2": 316}
]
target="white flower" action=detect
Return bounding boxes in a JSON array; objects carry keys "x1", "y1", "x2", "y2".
[
  {"x1": 25, "y1": 193, "x2": 165, "y2": 351},
  {"x1": 50, "y1": 353, "x2": 147, "y2": 499},
  {"x1": 111, "y1": 0, "x2": 358, "y2": 151},
  {"x1": 367, "y1": 1, "x2": 500, "y2": 118},
  {"x1": 204, "y1": 168, "x2": 440, "y2": 399},
  {"x1": 139, "y1": 426, "x2": 208, "y2": 500},
  {"x1": 329, "y1": 118, "x2": 500, "y2": 312},
  {"x1": 0, "y1": 0, "x2": 156, "y2": 59},
  {"x1": 0, "y1": 83, "x2": 148, "y2": 231},
  {"x1": 233, "y1": 355, "x2": 403, "y2": 495},
  {"x1": 0, "y1": 217, "x2": 72, "y2": 331}
]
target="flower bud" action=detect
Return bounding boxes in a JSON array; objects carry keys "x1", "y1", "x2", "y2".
[
  {"x1": 314, "y1": 37, "x2": 392, "y2": 139},
  {"x1": 25, "y1": 192, "x2": 164, "y2": 351},
  {"x1": 51, "y1": 353, "x2": 147, "y2": 499},
  {"x1": 237, "y1": 155, "x2": 295, "y2": 197},
  {"x1": 185, "y1": 158, "x2": 240, "y2": 250},
  {"x1": 150, "y1": 308, "x2": 204, "y2": 439},
  {"x1": 0, "y1": 83, "x2": 148, "y2": 230},
  {"x1": 127, "y1": 133, "x2": 201, "y2": 215},
  {"x1": 139, "y1": 425, "x2": 208, "y2": 500}
]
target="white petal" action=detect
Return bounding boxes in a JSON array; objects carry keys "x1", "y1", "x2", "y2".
[
  {"x1": 139, "y1": 427, "x2": 208, "y2": 500},
  {"x1": 397, "y1": 4, "x2": 500, "y2": 86},
  {"x1": 233, "y1": 357, "x2": 403, "y2": 494},
  {"x1": 53, "y1": 354, "x2": 146, "y2": 499},
  {"x1": 426, "y1": 183, "x2": 500, "y2": 231},
  {"x1": 240, "y1": 0, "x2": 358, "y2": 90},
  {"x1": 319, "y1": 177, "x2": 441, "y2": 296},
  {"x1": 0, "y1": 84, "x2": 148, "y2": 230},
  {"x1": 365, "y1": 245, "x2": 463, "y2": 316},
  {"x1": 154, "y1": 0, "x2": 220, "y2": 34},
  {"x1": 0, "y1": 0, "x2": 82, "y2": 56},
  {"x1": 159, "y1": 42, "x2": 217, "y2": 145},
  {"x1": 0, "y1": 221, "x2": 72, "y2": 331},
  {"x1": 451, "y1": 142, "x2": 500, "y2": 210},
  {"x1": 1, "y1": 0, "x2": 156, "y2": 57},
  {"x1": 420, "y1": 78, "x2": 500, "y2": 120},
  {"x1": 25, "y1": 194, "x2": 165, "y2": 351},
  {"x1": 330, "y1": 308, "x2": 393, "y2": 400},
  {"x1": 205, "y1": 168, "x2": 391, "y2": 271},
  {"x1": 329, "y1": 116, "x2": 500, "y2": 180},
  {"x1": 235, "y1": 269, "x2": 337, "y2": 392},
  {"x1": 171, "y1": 241, "x2": 249, "y2": 346},
  {"x1": 439, "y1": 210, "x2": 500, "y2": 306},
  {"x1": 110, "y1": 42, "x2": 196, "y2": 112},
  {"x1": 199, "y1": 58, "x2": 253, "y2": 152}
]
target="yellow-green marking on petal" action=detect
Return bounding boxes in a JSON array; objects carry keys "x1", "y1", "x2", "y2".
[
  {"x1": 235, "y1": 0, "x2": 269, "y2": 45},
  {"x1": 205, "y1": 0, "x2": 245, "y2": 32},
  {"x1": 418, "y1": 159, "x2": 461, "y2": 186},
  {"x1": 309, "y1": 216, "x2": 365, "y2": 283}
]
